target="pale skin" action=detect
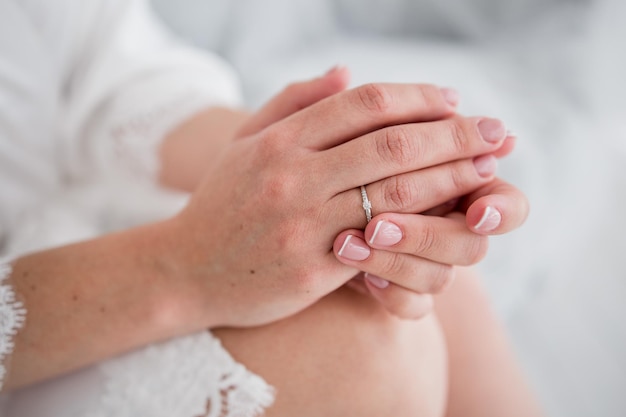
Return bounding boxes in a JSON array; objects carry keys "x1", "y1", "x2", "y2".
[{"x1": 2, "y1": 68, "x2": 540, "y2": 415}]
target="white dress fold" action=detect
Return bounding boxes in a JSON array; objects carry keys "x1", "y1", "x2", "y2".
[{"x1": 0, "y1": 0, "x2": 274, "y2": 415}]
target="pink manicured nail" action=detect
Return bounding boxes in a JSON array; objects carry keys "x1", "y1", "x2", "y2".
[
  {"x1": 474, "y1": 206, "x2": 502, "y2": 232},
  {"x1": 440, "y1": 87, "x2": 459, "y2": 106},
  {"x1": 338, "y1": 235, "x2": 371, "y2": 261},
  {"x1": 369, "y1": 220, "x2": 403, "y2": 246},
  {"x1": 477, "y1": 118, "x2": 506, "y2": 143},
  {"x1": 365, "y1": 273, "x2": 390, "y2": 289},
  {"x1": 473, "y1": 155, "x2": 498, "y2": 178}
]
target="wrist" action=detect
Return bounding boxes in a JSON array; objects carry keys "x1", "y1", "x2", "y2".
[{"x1": 151, "y1": 215, "x2": 225, "y2": 333}]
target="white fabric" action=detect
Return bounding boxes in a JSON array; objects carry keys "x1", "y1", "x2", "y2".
[
  {"x1": 0, "y1": 264, "x2": 26, "y2": 389},
  {"x1": 150, "y1": 0, "x2": 626, "y2": 416},
  {"x1": 0, "y1": 0, "x2": 274, "y2": 416}
]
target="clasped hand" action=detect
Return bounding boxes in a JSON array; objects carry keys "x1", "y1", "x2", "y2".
[{"x1": 169, "y1": 69, "x2": 528, "y2": 327}]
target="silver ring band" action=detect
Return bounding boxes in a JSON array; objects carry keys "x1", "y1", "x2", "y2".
[{"x1": 360, "y1": 185, "x2": 372, "y2": 223}]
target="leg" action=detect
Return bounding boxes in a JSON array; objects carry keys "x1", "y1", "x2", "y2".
[
  {"x1": 214, "y1": 286, "x2": 448, "y2": 417},
  {"x1": 434, "y1": 267, "x2": 544, "y2": 417}
]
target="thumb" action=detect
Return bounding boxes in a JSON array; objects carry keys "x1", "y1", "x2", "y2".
[{"x1": 236, "y1": 66, "x2": 351, "y2": 138}]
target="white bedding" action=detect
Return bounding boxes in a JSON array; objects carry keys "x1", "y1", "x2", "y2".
[{"x1": 152, "y1": 0, "x2": 626, "y2": 415}]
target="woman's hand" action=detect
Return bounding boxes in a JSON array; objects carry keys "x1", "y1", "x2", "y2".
[
  {"x1": 333, "y1": 174, "x2": 529, "y2": 319},
  {"x1": 169, "y1": 81, "x2": 509, "y2": 328}
]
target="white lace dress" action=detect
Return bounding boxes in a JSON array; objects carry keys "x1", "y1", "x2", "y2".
[{"x1": 0, "y1": 0, "x2": 274, "y2": 415}]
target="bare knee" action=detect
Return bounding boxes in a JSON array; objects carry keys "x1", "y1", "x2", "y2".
[{"x1": 213, "y1": 287, "x2": 448, "y2": 417}]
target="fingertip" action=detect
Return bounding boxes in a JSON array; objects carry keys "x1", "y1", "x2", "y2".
[
  {"x1": 333, "y1": 230, "x2": 370, "y2": 262},
  {"x1": 468, "y1": 204, "x2": 502, "y2": 234},
  {"x1": 324, "y1": 65, "x2": 351, "y2": 90},
  {"x1": 491, "y1": 134, "x2": 517, "y2": 158},
  {"x1": 363, "y1": 278, "x2": 434, "y2": 320},
  {"x1": 440, "y1": 87, "x2": 460, "y2": 107},
  {"x1": 467, "y1": 195, "x2": 527, "y2": 235}
]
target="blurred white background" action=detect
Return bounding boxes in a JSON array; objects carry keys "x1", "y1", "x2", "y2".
[{"x1": 150, "y1": 0, "x2": 626, "y2": 416}]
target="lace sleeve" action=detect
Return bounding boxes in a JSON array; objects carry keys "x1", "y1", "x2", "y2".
[
  {"x1": 90, "y1": 331, "x2": 275, "y2": 417},
  {"x1": 59, "y1": 0, "x2": 242, "y2": 184},
  {"x1": 0, "y1": 263, "x2": 27, "y2": 391}
]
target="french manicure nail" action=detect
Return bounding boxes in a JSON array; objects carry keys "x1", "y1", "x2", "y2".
[
  {"x1": 365, "y1": 273, "x2": 390, "y2": 289},
  {"x1": 474, "y1": 206, "x2": 502, "y2": 232},
  {"x1": 369, "y1": 220, "x2": 403, "y2": 246},
  {"x1": 338, "y1": 235, "x2": 371, "y2": 261},
  {"x1": 473, "y1": 155, "x2": 498, "y2": 178},
  {"x1": 478, "y1": 118, "x2": 506, "y2": 143},
  {"x1": 440, "y1": 87, "x2": 460, "y2": 107}
]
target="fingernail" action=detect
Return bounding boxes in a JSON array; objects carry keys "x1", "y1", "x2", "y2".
[
  {"x1": 440, "y1": 87, "x2": 459, "y2": 107},
  {"x1": 478, "y1": 118, "x2": 506, "y2": 143},
  {"x1": 473, "y1": 154, "x2": 498, "y2": 178},
  {"x1": 474, "y1": 206, "x2": 502, "y2": 232},
  {"x1": 365, "y1": 273, "x2": 390, "y2": 289},
  {"x1": 325, "y1": 65, "x2": 346, "y2": 76},
  {"x1": 369, "y1": 220, "x2": 403, "y2": 246},
  {"x1": 338, "y1": 235, "x2": 371, "y2": 261}
]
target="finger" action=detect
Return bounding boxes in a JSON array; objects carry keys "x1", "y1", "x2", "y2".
[
  {"x1": 421, "y1": 198, "x2": 460, "y2": 216},
  {"x1": 316, "y1": 116, "x2": 507, "y2": 193},
  {"x1": 271, "y1": 83, "x2": 458, "y2": 150},
  {"x1": 236, "y1": 66, "x2": 351, "y2": 138},
  {"x1": 365, "y1": 276, "x2": 435, "y2": 320},
  {"x1": 345, "y1": 271, "x2": 436, "y2": 321},
  {"x1": 461, "y1": 178, "x2": 530, "y2": 235},
  {"x1": 365, "y1": 214, "x2": 489, "y2": 265},
  {"x1": 490, "y1": 132, "x2": 516, "y2": 158},
  {"x1": 328, "y1": 154, "x2": 498, "y2": 229},
  {"x1": 419, "y1": 132, "x2": 516, "y2": 217},
  {"x1": 333, "y1": 230, "x2": 460, "y2": 293}
]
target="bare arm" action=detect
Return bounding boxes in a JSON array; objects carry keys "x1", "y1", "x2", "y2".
[
  {"x1": 4, "y1": 219, "x2": 200, "y2": 390},
  {"x1": 1, "y1": 71, "x2": 349, "y2": 391}
]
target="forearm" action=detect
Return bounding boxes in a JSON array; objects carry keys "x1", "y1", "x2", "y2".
[
  {"x1": 158, "y1": 107, "x2": 250, "y2": 192},
  {"x1": 3, "y1": 219, "x2": 206, "y2": 390}
]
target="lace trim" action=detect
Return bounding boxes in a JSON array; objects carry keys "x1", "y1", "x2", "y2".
[
  {"x1": 90, "y1": 331, "x2": 275, "y2": 417},
  {"x1": 0, "y1": 263, "x2": 27, "y2": 391}
]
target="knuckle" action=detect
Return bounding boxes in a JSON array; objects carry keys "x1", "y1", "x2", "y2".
[
  {"x1": 377, "y1": 126, "x2": 416, "y2": 167},
  {"x1": 446, "y1": 120, "x2": 470, "y2": 155},
  {"x1": 379, "y1": 253, "x2": 405, "y2": 278},
  {"x1": 413, "y1": 222, "x2": 438, "y2": 256},
  {"x1": 464, "y1": 236, "x2": 490, "y2": 265},
  {"x1": 383, "y1": 175, "x2": 414, "y2": 211},
  {"x1": 259, "y1": 171, "x2": 298, "y2": 203},
  {"x1": 356, "y1": 83, "x2": 393, "y2": 115},
  {"x1": 414, "y1": 84, "x2": 439, "y2": 109},
  {"x1": 448, "y1": 163, "x2": 470, "y2": 193},
  {"x1": 256, "y1": 126, "x2": 287, "y2": 157}
]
